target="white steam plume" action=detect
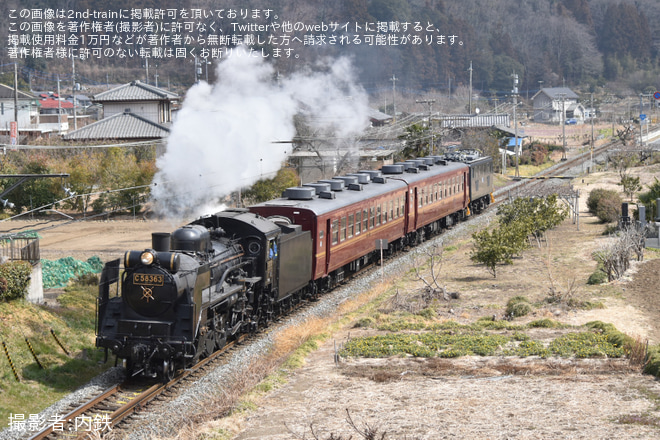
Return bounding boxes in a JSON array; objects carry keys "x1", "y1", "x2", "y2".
[{"x1": 151, "y1": 47, "x2": 369, "y2": 220}]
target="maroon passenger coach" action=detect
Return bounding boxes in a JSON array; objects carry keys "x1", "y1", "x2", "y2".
[{"x1": 249, "y1": 154, "x2": 491, "y2": 291}]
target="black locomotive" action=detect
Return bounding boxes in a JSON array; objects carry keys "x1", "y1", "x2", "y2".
[
  {"x1": 96, "y1": 210, "x2": 312, "y2": 379},
  {"x1": 96, "y1": 152, "x2": 493, "y2": 380}
]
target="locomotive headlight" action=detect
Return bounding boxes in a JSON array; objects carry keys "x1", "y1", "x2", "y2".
[{"x1": 140, "y1": 251, "x2": 155, "y2": 266}]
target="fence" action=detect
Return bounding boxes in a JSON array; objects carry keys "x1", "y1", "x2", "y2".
[{"x1": 0, "y1": 232, "x2": 40, "y2": 265}]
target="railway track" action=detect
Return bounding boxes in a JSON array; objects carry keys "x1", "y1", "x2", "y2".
[
  {"x1": 27, "y1": 337, "x2": 246, "y2": 440},
  {"x1": 492, "y1": 140, "x2": 618, "y2": 205}
]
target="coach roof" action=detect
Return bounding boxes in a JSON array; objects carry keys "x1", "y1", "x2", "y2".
[{"x1": 251, "y1": 160, "x2": 467, "y2": 216}]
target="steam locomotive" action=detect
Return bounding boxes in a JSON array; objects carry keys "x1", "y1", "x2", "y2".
[{"x1": 96, "y1": 151, "x2": 493, "y2": 380}]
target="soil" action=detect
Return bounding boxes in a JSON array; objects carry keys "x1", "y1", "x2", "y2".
[{"x1": 4, "y1": 163, "x2": 660, "y2": 439}]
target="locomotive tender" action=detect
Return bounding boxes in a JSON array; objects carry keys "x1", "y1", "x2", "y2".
[{"x1": 96, "y1": 152, "x2": 493, "y2": 380}]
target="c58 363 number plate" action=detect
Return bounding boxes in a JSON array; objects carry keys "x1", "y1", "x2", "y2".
[{"x1": 133, "y1": 273, "x2": 164, "y2": 286}]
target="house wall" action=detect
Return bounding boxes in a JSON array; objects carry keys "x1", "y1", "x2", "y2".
[
  {"x1": 104, "y1": 101, "x2": 162, "y2": 123},
  {"x1": 533, "y1": 95, "x2": 579, "y2": 124},
  {"x1": 0, "y1": 99, "x2": 39, "y2": 129}
]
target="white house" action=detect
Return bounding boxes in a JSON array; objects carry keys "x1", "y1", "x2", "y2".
[
  {"x1": 0, "y1": 83, "x2": 39, "y2": 134},
  {"x1": 531, "y1": 87, "x2": 585, "y2": 124}
]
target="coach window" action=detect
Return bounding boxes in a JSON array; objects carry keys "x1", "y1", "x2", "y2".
[
  {"x1": 340, "y1": 217, "x2": 347, "y2": 242},
  {"x1": 376, "y1": 205, "x2": 381, "y2": 226},
  {"x1": 348, "y1": 213, "x2": 354, "y2": 238},
  {"x1": 383, "y1": 203, "x2": 388, "y2": 223},
  {"x1": 426, "y1": 186, "x2": 430, "y2": 204},
  {"x1": 369, "y1": 207, "x2": 375, "y2": 229},
  {"x1": 331, "y1": 219, "x2": 339, "y2": 245},
  {"x1": 390, "y1": 200, "x2": 394, "y2": 220},
  {"x1": 363, "y1": 209, "x2": 369, "y2": 231}
]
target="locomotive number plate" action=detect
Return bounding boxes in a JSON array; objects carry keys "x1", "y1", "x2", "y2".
[{"x1": 133, "y1": 273, "x2": 164, "y2": 286}]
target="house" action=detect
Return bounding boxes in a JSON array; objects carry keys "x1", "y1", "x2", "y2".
[
  {"x1": 368, "y1": 108, "x2": 393, "y2": 126},
  {"x1": 0, "y1": 84, "x2": 39, "y2": 134},
  {"x1": 531, "y1": 87, "x2": 585, "y2": 124},
  {"x1": 63, "y1": 80, "x2": 179, "y2": 141},
  {"x1": 92, "y1": 80, "x2": 179, "y2": 124},
  {"x1": 38, "y1": 95, "x2": 73, "y2": 133}
]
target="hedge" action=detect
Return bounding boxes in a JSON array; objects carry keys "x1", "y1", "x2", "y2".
[{"x1": 0, "y1": 261, "x2": 32, "y2": 301}]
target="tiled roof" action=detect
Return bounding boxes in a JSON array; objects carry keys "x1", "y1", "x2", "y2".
[
  {"x1": 63, "y1": 111, "x2": 170, "y2": 140},
  {"x1": 534, "y1": 87, "x2": 579, "y2": 100},
  {"x1": 40, "y1": 98, "x2": 73, "y2": 109},
  {"x1": 93, "y1": 80, "x2": 179, "y2": 102}
]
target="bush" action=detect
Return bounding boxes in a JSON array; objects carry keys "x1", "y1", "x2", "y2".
[
  {"x1": 595, "y1": 196, "x2": 622, "y2": 223},
  {"x1": 587, "y1": 265, "x2": 608, "y2": 285},
  {"x1": 586, "y1": 188, "x2": 622, "y2": 223},
  {"x1": 506, "y1": 296, "x2": 532, "y2": 318},
  {"x1": 0, "y1": 261, "x2": 32, "y2": 301}
]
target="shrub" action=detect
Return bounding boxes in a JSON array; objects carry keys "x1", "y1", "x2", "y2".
[
  {"x1": 506, "y1": 296, "x2": 532, "y2": 318},
  {"x1": 353, "y1": 317, "x2": 376, "y2": 328},
  {"x1": 0, "y1": 261, "x2": 32, "y2": 301},
  {"x1": 587, "y1": 266, "x2": 608, "y2": 285},
  {"x1": 595, "y1": 196, "x2": 622, "y2": 223},
  {"x1": 528, "y1": 319, "x2": 560, "y2": 328},
  {"x1": 586, "y1": 188, "x2": 622, "y2": 223}
]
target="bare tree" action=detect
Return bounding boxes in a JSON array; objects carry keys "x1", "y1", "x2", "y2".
[
  {"x1": 411, "y1": 243, "x2": 452, "y2": 302},
  {"x1": 593, "y1": 226, "x2": 645, "y2": 282}
]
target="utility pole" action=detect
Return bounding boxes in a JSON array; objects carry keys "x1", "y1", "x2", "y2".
[
  {"x1": 13, "y1": 62, "x2": 18, "y2": 123},
  {"x1": 468, "y1": 61, "x2": 473, "y2": 114},
  {"x1": 609, "y1": 93, "x2": 615, "y2": 139},
  {"x1": 590, "y1": 93, "x2": 594, "y2": 171},
  {"x1": 72, "y1": 57, "x2": 77, "y2": 130},
  {"x1": 512, "y1": 73, "x2": 519, "y2": 178},
  {"x1": 560, "y1": 93, "x2": 567, "y2": 161},
  {"x1": 448, "y1": 74, "x2": 451, "y2": 101},
  {"x1": 145, "y1": 57, "x2": 149, "y2": 85},
  {"x1": 390, "y1": 74, "x2": 397, "y2": 123},
  {"x1": 639, "y1": 94, "x2": 644, "y2": 149},
  {"x1": 56, "y1": 75, "x2": 62, "y2": 134},
  {"x1": 416, "y1": 99, "x2": 436, "y2": 154}
]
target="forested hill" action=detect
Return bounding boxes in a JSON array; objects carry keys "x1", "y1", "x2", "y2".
[{"x1": 1, "y1": 0, "x2": 658, "y2": 94}]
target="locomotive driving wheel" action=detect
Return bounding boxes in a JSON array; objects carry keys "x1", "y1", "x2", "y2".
[
  {"x1": 162, "y1": 359, "x2": 175, "y2": 382},
  {"x1": 214, "y1": 314, "x2": 227, "y2": 350}
]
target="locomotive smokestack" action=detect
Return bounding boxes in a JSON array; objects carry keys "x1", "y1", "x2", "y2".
[{"x1": 152, "y1": 233, "x2": 171, "y2": 252}]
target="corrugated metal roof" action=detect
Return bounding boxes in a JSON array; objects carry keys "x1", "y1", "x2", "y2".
[
  {"x1": 369, "y1": 108, "x2": 392, "y2": 121},
  {"x1": 93, "y1": 80, "x2": 179, "y2": 102},
  {"x1": 0, "y1": 83, "x2": 35, "y2": 100},
  {"x1": 63, "y1": 111, "x2": 169, "y2": 140}
]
